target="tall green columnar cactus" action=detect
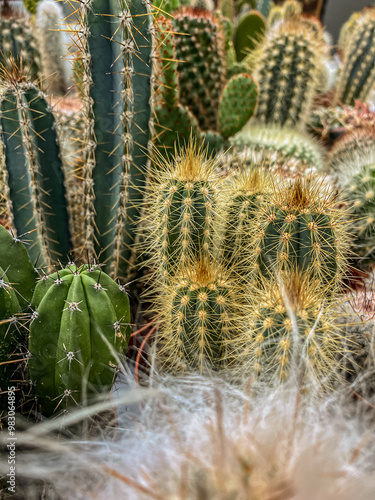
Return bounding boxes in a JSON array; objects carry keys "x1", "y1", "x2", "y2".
[
  {"x1": 29, "y1": 264, "x2": 131, "y2": 417},
  {"x1": 77, "y1": 0, "x2": 154, "y2": 279},
  {"x1": 255, "y1": 179, "x2": 350, "y2": 290},
  {"x1": 36, "y1": 0, "x2": 71, "y2": 96},
  {"x1": 0, "y1": 224, "x2": 36, "y2": 417},
  {"x1": 0, "y1": 64, "x2": 71, "y2": 269},
  {"x1": 173, "y1": 8, "x2": 227, "y2": 131},
  {"x1": 0, "y1": 10, "x2": 41, "y2": 80},
  {"x1": 251, "y1": 22, "x2": 325, "y2": 128},
  {"x1": 145, "y1": 142, "x2": 219, "y2": 278},
  {"x1": 154, "y1": 15, "x2": 200, "y2": 157},
  {"x1": 336, "y1": 10, "x2": 375, "y2": 106}
]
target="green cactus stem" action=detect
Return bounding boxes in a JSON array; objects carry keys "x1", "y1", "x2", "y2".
[
  {"x1": 29, "y1": 264, "x2": 131, "y2": 417},
  {"x1": 233, "y1": 11, "x2": 266, "y2": 62}
]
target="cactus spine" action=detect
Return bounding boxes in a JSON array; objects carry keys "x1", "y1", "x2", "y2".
[
  {"x1": 29, "y1": 264, "x2": 131, "y2": 417},
  {"x1": 251, "y1": 22, "x2": 325, "y2": 128},
  {"x1": 0, "y1": 63, "x2": 71, "y2": 268},
  {"x1": 76, "y1": 0, "x2": 155, "y2": 279},
  {"x1": 336, "y1": 10, "x2": 375, "y2": 106}
]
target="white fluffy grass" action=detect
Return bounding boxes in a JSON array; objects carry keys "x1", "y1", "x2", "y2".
[{"x1": 3, "y1": 371, "x2": 375, "y2": 499}]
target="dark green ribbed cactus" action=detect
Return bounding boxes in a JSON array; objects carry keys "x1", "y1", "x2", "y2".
[
  {"x1": 233, "y1": 10, "x2": 266, "y2": 62},
  {"x1": 145, "y1": 142, "x2": 218, "y2": 277},
  {"x1": 336, "y1": 10, "x2": 375, "y2": 106},
  {"x1": 255, "y1": 179, "x2": 350, "y2": 289},
  {"x1": 76, "y1": 0, "x2": 155, "y2": 279},
  {"x1": 173, "y1": 8, "x2": 227, "y2": 131},
  {"x1": 218, "y1": 73, "x2": 258, "y2": 139},
  {"x1": 154, "y1": 16, "x2": 200, "y2": 158},
  {"x1": 0, "y1": 11, "x2": 41, "y2": 81},
  {"x1": 29, "y1": 264, "x2": 131, "y2": 417},
  {"x1": 0, "y1": 63, "x2": 71, "y2": 269},
  {"x1": 0, "y1": 223, "x2": 36, "y2": 417},
  {"x1": 251, "y1": 21, "x2": 325, "y2": 128}
]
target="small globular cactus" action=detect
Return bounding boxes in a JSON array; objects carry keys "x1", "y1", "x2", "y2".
[
  {"x1": 218, "y1": 73, "x2": 258, "y2": 139},
  {"x1": 29, "y1": 264, "x2": 131, "y2": 417},
  {"x1": 336, "y1": 9, "x2": 375, "y2": 106},
  {"x1": 237, "y1": 271, "x2": 345, "y2": 387},
  {"x1": 156, "y1": 257, "x2": 243, "y2": 373},
  {"x1": 144, "y1": 141, "x2": 220, "y2": 278},
  {"x1": 255, "y1": 178, "x2": 351, "y2": 290}
]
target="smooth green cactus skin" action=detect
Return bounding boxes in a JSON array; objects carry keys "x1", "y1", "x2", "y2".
[
  {"x1": 23, "y1": 0, "x2": 41, "y2": 15},
  {"x1": 173, "y1": 8, "x2": 227, "y2": 131},
  {"x1": 29, "y1": 265, "x2": 131, "y2": 417},
  {"x1": 233, "y1": 11, "x2": 266, "y2": 62},
  {"x1": 0, "y1": 16, "x2": 41, "y2": 80},
  {"x1": 0, "y1": 80, "x2": 71, "y2": 269},
  {"x1": 218, "y1": 73, "x2": 258, "y2": 138},
  {"x1": 336, "y1": 12, "x2": 375, "y2": 106},
  {"x1": 0, "y1": 224, "x2": 36, "y2": 306}
]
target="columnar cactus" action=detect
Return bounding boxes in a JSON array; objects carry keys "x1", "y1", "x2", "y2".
[
  {"x1": 156, "y1": 258, "x2": 241, "y2": 373},
  {"x1": 336, "y1": 10, "x2": 375, "y2": 106},
  {"x1": 173, "y1": 8, "x2": 227, "y2": 131},
  {"x1": 239, "y1": 271, "x2": 343, "y2": 386},
  {"x1": 0, "y1": 62, "x2": 71, "y2": 269},
  {"x1": 29, "y1": 264, "x2": 131, "y2": 417},
  {"x1": 0, "y1": 9, "x2": 41, "y2": 80},
  {"x1": 251, "y1": 21, "x2": 325, "y2": 128},
  {"x1": 75, "y1": 0, "x2": 155, "y2": 279},
  {"x1": 144, "y1": 141, "x2": 219, "y2": 277},
  {"x1": 255, "y1": 178, "x2": 350, "y2": 289},
  {"x1": 218, "y1": 73, "x2": 258, "y2": 139},
  {"x1": 36, "y1": 0, "x2": 71, "y2": 96}
]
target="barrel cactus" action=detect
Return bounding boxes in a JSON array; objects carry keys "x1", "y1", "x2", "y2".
[{"x1": 29, "y1": 264, "x2": 131, "y2": 417}]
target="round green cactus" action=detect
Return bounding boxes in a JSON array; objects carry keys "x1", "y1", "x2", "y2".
[
  {"x1": 218, "y1": 73, "x2": 258, "y2": 139},
  {"x1": 29, "y1": 264, "x2": 131, "y2": 417}
]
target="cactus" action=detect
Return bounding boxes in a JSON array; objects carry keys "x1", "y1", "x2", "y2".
[
  {"x1": 36, "y1": 0, "x2": 71, "y2": 97},
  {"x1": 192, "y1": 0, "x2": 214, "y2": 10},
  {"x1": 337, "y1": 9, "x2": 368, "y2": 57},
  {"x1": 0, "y1": 62, "x2": 71, "y2": 269},
  {"x1": 28, "y1": 264, "x2": 131, "y2": 417},
  {"x1": 218, "y1": 73, "x2": 258, "y2": 139},
  {"x1": 337, "y1": 150, "x2": 375, "y2": 261},
  {"x1": 0, "y1": 9, "x2": 41, "y2": 80},
  {"x1": 200, "y1": 129, "x2": 228, "y2": 155},
  {"x1": 328, "y1": 128, "x2": 375, "y2": 174},
  {"x1": 74, "y1": 0, "x2": 155, "y2": 280},
  {"x1": 22, "y1": 0, "x2": 40, "y2": 15},
  {"x1": 231, "y1": 124, "x2": 325, "y2": 172},
  {"x1": 255, "y1": 178, "x2": 350, "y2": 289},
  {"x1": 256, "y1": 0, "x2": 270, "y2": 18},
  {"x1": 144, "y1": 141, "x2": 219, "y2": 278},
  {"x1": 268, "y1": 5, "x2": 283, "y2": 27},
  {"x1": 239, "y1": 271, "x2": 344, "y2": 386},
  {"x1": 221, "y1": 167, "x2": 272, "y2": 275},
  {"x1": 154, "y1": 15, "x2": 201, "y2": 158},
  {"x1": 233, "y1": 10, "x2": 266, "y2": 62},
  {"x1": 283, "y1": 0, "x2": 302, "y2": 20},
  {"x1": 0, "y1": 223, "x2": 36, "y2": 417},
  {"x1": 153, "y1": 0, "x2": 180, "y2": 14},
  {"x1": 336, "y1": 10, "x2": 375, "y2": 106},
  {"x1": 250, "y1": 21, "x2": 325, "y2": 128},
  {"x1": 220, "y1": 0, "x2": 234, "y2": 22},
  {"x1": 173, "y1": 8, "x2": 227, "y2": 131},
  {"x1": 156, "y1": 258, "x2": 241, "y2": 373}
]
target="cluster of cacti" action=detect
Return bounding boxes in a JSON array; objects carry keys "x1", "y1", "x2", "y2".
[
  {"x1": 249, "y1": 21, "x2": 326, "y2": 128},
  {"x1": 336, "y1": 10, "x2": 375, "y2": 106}
]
